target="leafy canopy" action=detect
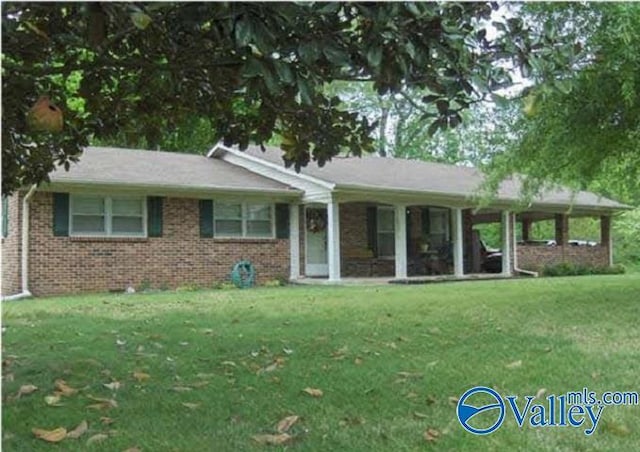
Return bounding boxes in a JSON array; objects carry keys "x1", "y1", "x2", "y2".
[
  {"x1": 3, "y1": 2, "x2": 570, "y2": 194},
  {"x1": 485, "y1": 3, "x2": 640, "y2": 205}
]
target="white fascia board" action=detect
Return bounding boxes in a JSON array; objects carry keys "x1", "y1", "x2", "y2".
[{"x1": 210, "y1": 143, "x2": 336, "y2": 191}]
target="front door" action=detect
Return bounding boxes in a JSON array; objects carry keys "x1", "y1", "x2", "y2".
[{"x1": 305, "y1": 207, "x2": 328, "y2": 276}]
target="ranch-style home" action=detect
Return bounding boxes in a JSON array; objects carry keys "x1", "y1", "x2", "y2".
[{"x1": 1, "y1": 145, "x2": 629, "y2": 297}]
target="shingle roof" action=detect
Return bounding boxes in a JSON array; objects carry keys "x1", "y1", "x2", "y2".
[
  {"x1": 237, "y1": 145, "x2": 628, "y2": 210},
  {"x1": 49, "y1": 146, "x2": 299, "y2": 195}
]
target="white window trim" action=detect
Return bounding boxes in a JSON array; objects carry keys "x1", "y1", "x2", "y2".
[
  {"x1": 213, "y1": 202, "x2": 276, "y2": 239},
  {"x1": 377, "y1": 206, "x2": 395, "y2": 259},
  {"x1": 69, "y1": 195, "x2": 147, "y2": 238}
]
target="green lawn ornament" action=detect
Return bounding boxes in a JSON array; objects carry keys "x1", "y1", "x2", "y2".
[{"x1": 231, "y1": 260, "x2": 256, "y2": 289}]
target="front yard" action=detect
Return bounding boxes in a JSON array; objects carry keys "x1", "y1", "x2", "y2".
[{"x1": 2, "y1": 275, "x2": 640, "y2": 451}]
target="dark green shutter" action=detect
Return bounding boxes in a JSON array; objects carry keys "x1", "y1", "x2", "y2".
[
  {"x1": 366, "y1": 206, "x2": 378, "y2": 256},
  {"x1": 275, "y1": 203, "x2": 290, "y2": 239},
  {"x1": 199, "y1": 200, "x2": 214, "y2": 238},
  {"x1": 2, "y1": 196, "x2": 8, "y2": 238},
  {"x1": 147, "y1": 197, "x2": 163, "y2": 237},
  {"x1": 53, "y1": 193, "x2": 69, "y2": 236}
]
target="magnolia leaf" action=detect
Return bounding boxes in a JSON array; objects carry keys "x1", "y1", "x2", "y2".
[
  {"x1": 130, "y1": 11, "x2": 152, "y2": 30},
  {"x1": 86, "y1": 395, "x2": 118, "y2": 410},
  {"x1": 182, "y1": 402, "x2": 200, "y2": 410},
  {"x1": 505, "y1": 360, "x2": 523, "y2": 369},
  {"x1": 276, "y1": 415, "x2": 300, "y2": 433},
  {"x1": 252, "y1": 433, "x2": 292, "y2": 445},
  {"x1": 172, "y1": 386, "x2": 193, "y2": 392},
  {"x1": 133, "y1": 371, "x2": 150, "y2": 382},
  {"x1": 17, "y1": 384, "x2": 38, "y2": 398},
  {"x1": 86, "y1": 433, "x2": 109, "y2": 445},
  {"x1": 67, "y1": 420, "x2": 88, "y2": 439},
  {"x1": 103, "y1": 381, "x2": 121, "y2": 391},
  {"x1": 33, "y1": 427, "x2": 67, "y2": 442},
  {"x1": 44, "y1": 394, "x2": 63, "y2": 406},
  {"x1": 55, "y1": 379, "x2": 78, "y2": 396},
  {"x1": 302, "y1": 387, "x2": 323, "y2": 398},
  {"x1": 423, "y1": 428, "x2": 441, "y2": 442}
]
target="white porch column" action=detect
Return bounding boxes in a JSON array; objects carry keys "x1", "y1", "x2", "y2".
[
  {"x1": 394, "y1": 205, "x2": 407, "y2": 279},
  {"x1": 501, "y1": 210, "x2": 512, "y2": 275},
  {"x1": 327, "y1": 200, "x2": 341, "y2": 281},
  {"x1": 289, "y1": 204, "x2": 300, "y2": 280},
  {"x1": 452, "y1": 208, "x2": 464, "y2": 277}
]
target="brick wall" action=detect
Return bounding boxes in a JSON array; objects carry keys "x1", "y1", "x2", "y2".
[
  {"x1": 1, "y1": 193, "x2": 23, "y2": 295},
  {"x1": 516, "y1": 244, "x2": 609, "y2": 271},
  {"x1": 23, "y1": 192, "x2": 290, "y2": 296}
]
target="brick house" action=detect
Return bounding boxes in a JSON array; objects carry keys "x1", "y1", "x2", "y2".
[{"x1": 1, "y1": 145, "x2": 629, "y2": 297}]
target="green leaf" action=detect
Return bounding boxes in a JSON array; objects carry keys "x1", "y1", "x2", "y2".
[
  {"x1": 366, "y1": 47, "x2": 383, "y2": 68},
  {"x1": 130, "y1": 11, "x2": 152, "y2": 30}
]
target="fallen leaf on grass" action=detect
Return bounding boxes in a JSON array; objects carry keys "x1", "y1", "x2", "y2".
[
  {"x1": 354, "y1": 357, "x2": 363, "y2": 365},
  {"x1": 17, "y1": 384, "x2": 38, "y2": 398},
  {"x1": 191, "y1": 381, "x2": 209, "y2": 388},
  {"x1": 87, "y1": 433, "x2": 108, "y2": 445},
  {"x1": 100, "y1": 417, "x2": 114, "y2": 425},
  {"x1": 172, "y1": 386, "x2": 193, "y2": 392},
  {"x1": 535, "y1": 388, "x2": 547, "y2": 399},
  {"x1": 103, "y1": 381, "x2": 121, "y2": 391},
  {"x1": 397, "y1": 371, "x2": 423, "y2": 379},
  {"x1": 132, "y1": 371, "x2": 150, "y2": 382},
  {"x1": 44, "y1": 394, "x2": 63, "y2": 407},
  {"x1": 33, "y1": 427, "x2": 67, "y2": 442},
  {"x1": 123, "y1": 447, "x2": 141, "y2": 452},
  {"x1": 252, "y1": 433, "x2": 292, "y2": 445},
  {"x1": 67, "y1": 420, "x2": 88, "y2": 439},
  {"x1": 505, "y1": 360, "x2": 523, "y2": 369},
  {"x1": 276, "y1": 415, "x2": 299, "y2": 433},
  {"x1": 55, "y1": 379, "x2": 77, "y2": 396},
  {"x1": 302, "y1": 388, "x2": 323, "y2": 398},
  {"x1": 448, "y1": 396, "x2": 459, "y2": 405},
  {"x1": 86, "y1": 395, "x2": 118, "y2": 410},
  {"x1": 182, "y1": 402, "x2": 200, "y2": 410},
  {"x1": 423, "y1": 428, "x2": 441, "y2": 442},
  {"x1": 413, "y1": 411, "x2": 428, "y2": 419}
]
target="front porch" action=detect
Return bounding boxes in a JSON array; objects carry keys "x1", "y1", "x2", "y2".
[{"x1": 288, "y1": 199, "x2": 613, "y2": 282}]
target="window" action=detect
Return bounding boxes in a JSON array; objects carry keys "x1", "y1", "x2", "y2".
[
  {"x1": 428, "y1": 208, "x2": 450, "y2": 248},
  {"x1": 214, "y1": 202, "x2": 274, "y2": 238},
  {"x1": 70, "y1": 195, "x2": 146, "y2": 237},
  {"x1": 377, "y1": 206, "x2": 395, "y2": 258}
]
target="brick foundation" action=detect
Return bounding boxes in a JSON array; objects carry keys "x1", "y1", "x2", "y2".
[{"x1": 5, "y1": 192, "x2": 290, "y2": 296}]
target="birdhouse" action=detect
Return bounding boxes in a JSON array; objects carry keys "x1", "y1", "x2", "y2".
[{"x1": 27, "y1": 96, "x2": 63, "y2": 132}]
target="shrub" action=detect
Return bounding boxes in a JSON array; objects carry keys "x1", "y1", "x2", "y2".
[{"x1": 542, "y1": 262, "x2": 626, "y2": 277}]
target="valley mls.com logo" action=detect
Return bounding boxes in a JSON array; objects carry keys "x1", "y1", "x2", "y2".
[{"x1": 456, "y1": 386, "x2": 640, "y2": 436}]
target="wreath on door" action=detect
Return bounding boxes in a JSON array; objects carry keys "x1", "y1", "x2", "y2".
[{"x1": 307, "y1": 209, "x2": 327, "y2": 233}]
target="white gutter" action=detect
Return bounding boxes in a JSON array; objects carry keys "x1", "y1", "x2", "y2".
[
  {"x1": 512, "y1": 212, "x2": 539, "y2": 278},
  {"x1": 2, "y1": 185, "x2": 37, "y2": 301}
]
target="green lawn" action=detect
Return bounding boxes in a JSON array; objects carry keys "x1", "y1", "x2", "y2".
[{"x1": 2, "y1": 275, "x2": 640, "y2": 451}]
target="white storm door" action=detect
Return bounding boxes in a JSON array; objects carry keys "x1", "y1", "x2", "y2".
[{"x1": 305, "y1": 207, "x2": 328, "y2": 276}]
